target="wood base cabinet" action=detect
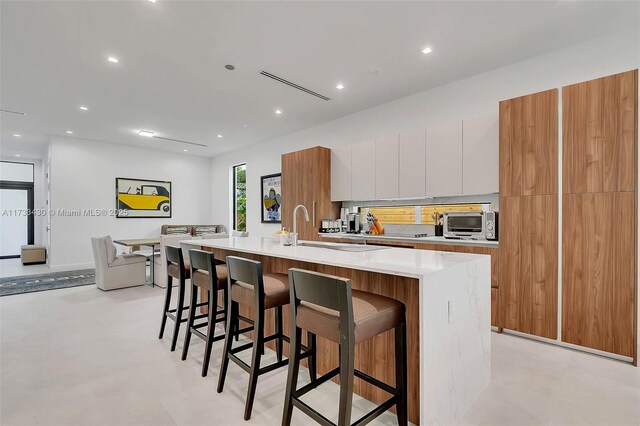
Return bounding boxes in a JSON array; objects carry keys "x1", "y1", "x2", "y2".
[
  {"x1": 499, "y1": 195, "x2": 558, "y2": 339},
  {"x1": 562, "y1": 192, "x2": 636, "y2": 358},
  {"x1": 281, "y1": 146, "x2": 340, "y2": 241}
]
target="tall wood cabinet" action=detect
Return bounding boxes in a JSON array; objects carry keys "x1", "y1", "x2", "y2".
[
  {"x1": 499, "y1": 89, "x2": 559, "y2": 339},
  {"x1": 282, "y1": 146, "x2": 341, "y2": 241},
  {"x1": 561, "y1": 70, "x2": 637, "y2": 361}
]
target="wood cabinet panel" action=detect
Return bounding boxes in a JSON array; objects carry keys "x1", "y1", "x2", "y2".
[
  {"x1": 375, "y1": 134, "x2": 399, "y2": 199},
  {"x1": 499, "y1": 89, "x2": 558, "y2": 196},
  {"x1": 351, "y1": 139, "x2": 376, "y2": 201},
  {"x1": 563, "y1": 70, "x2": 637, "y2": 193},
  {"x1": 463, "y1": 111, "x2": 499, "y2": 195},
  {"x1": 282, "y1": 147, "x2": 340, "y2": 241},
  {"x1": 398, "y1": 127, "x2": 427, "y2": 198},
  {"x1": 562, "y1": 192, "x2": 636, "y2": 357},
  {"x1": 330, "y1": 145, "x2": 351, "y2": 201},
  {"x1": 499, "y1": 195, "x2": 557, "y2": 339},
  {"x1": 426, "y1": 119, "x2": 463, "y2": 197}
]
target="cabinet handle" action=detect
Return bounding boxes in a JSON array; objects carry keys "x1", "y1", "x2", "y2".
[{"x1": 312, "y1": 201, "x2": 316, "y2": 225}]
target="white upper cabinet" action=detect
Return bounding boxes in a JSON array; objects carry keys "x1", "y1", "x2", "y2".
[
  {"x1": 331, "y1": 144, "x2": 352, "y2": 201},
  {"x1": 462, "y1": 112, "x2": 499, "y2": 195},
  {"x1": 426, "y1": 119, "x2": 463, "y2": 197},
  {"x1": 350, "y1": 139, "x2": 376, "y2": 201},
  {"x1": 398, "y1": 127, "x2": 427, "y2": 198},
  {"x1": 375, "y1": 134, "x2": 399, "y2": 199}
]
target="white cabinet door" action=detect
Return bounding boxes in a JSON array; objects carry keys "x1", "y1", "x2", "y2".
[
  {"x1": 426, "y1": 119, "x2": 463, "y2": 197},
  {"x1": 398, "y1": 127, "x2": 426, "y2": 198},
  {"x1": 375, "y1": 134, "x2": 399, "y2": 199},
  {"x1": 462, "y1": 112, "x2": 499, "y2": 195},
  {"x1": 351, "y1": 139, "x2": 376, "y2": 201},
  {"x1": 331, "y1": 145, "x2": 352, "y2": 201}
]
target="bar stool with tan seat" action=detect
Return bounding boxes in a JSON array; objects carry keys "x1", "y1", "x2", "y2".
[
  {"x1": 158, "y1": 245, "x2": 207, "y2": 352},
  {"x1": 217, "y1": 256, "x2": 317, "y2": 421},
  {"x1": 180, "y1": 249, "x2": 230, "y2": 376},
  {"x1": 282, "y1": 268, "x2": 408, "y2": 426}
]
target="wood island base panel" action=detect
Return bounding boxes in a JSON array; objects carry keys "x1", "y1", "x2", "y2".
[{"x1": 186, "y1": 237, "x2": 492, "y2": 426}]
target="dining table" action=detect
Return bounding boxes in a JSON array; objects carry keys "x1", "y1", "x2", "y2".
[{"x1": 113, "y1": 238, "x2": 161, "y2": 286}]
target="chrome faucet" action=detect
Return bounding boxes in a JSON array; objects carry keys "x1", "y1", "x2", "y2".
[{"x1": 291, "y1": 204, "x2": 310, "y2": 246}]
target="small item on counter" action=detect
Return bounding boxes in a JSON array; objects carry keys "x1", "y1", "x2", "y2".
[
  {"x1": 432, "y1": 211, "x2": 444, "y2": 237},
  {"x1": 366, "y1": 212, "x2": 384, "y2": 235}
]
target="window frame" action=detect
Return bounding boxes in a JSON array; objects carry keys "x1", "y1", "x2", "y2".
[{"x1": 232, "y1": 163, "x2": 247, "y2": 231}]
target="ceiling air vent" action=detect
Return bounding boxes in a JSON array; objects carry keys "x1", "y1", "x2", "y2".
[{"x1": 260, "y1": 71, "x2": 330, "y2": 101}]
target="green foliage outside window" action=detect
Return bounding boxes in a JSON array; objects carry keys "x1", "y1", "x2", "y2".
[{"x1": 234, "y1": 164, "x2": 247, "y2": 231}]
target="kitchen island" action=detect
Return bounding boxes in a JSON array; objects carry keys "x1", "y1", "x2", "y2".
[{"x1": 191, "y1": 237, "x2": 491, "y2": 425}]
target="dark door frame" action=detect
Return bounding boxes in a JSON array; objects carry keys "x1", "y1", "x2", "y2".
[{"x1": 0, "y1": 181, "x2": 35, "y2": 259}]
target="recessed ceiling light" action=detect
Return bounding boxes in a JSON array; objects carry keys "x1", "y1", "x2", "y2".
[
  {"x1": 66, "y1": 130, "x2": 73, "y2": 134},
  {"x1": 275, "y1": 109, "x2": 282, "y2": 115},
  {"x1": 15, "y1": 154, "x2": 21, "y2": 157},
  {"x1": 138, "y1": 130, "x2": 155, "y2": 137},
  {"x1": 225, "y1": 64, "x2": 235, "y2": 71},
  {"x1": 107, "y1": 57, "x2": 119, "y2": 63},
  {"x1": 148, "y1": 0, "x2": 157, "y2": 3},
  {"x1": 183, "y1": 149, "x2": 188, "y2": 152},
  {"x1": 336, "y1": 83, "x2": 345, "y2": 90},
  {"x1": 242, "y1": 124, "x2": 248, "y2": 127},
  {"x1": 13, "y1": 134, "x2": 21, "y2": 137},
  {"x1": 79, "y1": 106, "x2": 88, "y2": 111},
  {"x1": 217, "y1": 134, "x2": 223, "y2": 138},
  {"x1": 422, "y1": 47, "x2": 433, "y2": 54}
]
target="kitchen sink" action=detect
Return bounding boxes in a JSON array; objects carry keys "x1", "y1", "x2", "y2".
[{"x1": 298, "y1": 242, "x2": 389, "y2": 252}]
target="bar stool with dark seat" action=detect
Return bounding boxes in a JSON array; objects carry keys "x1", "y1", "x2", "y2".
[
  {"x1": 283, "y1": 268, "x2": 408, "y2": 426},
  {"x1": 181, "y1": 249, "x2": 230, "y2": 376},
  {"x1": 158, "y1": 245, "x2": 207, "y2": 352},
  {"x1": 217, "y1": 256, "x2": 316, "y2": 421}
]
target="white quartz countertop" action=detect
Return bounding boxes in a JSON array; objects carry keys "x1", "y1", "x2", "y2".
[
  {"x1": 318, "y1": 232, "x2": 499, "y2": 248},
  {"x1": 188, "y1": 237, "x2": 489, "y2": 279}
]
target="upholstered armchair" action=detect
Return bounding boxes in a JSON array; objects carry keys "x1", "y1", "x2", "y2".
[{"x1": 91, "y1": 236, "x2": 146, "y2": 291}]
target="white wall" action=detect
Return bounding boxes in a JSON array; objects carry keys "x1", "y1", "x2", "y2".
[
  {"x1": 210, "y1": 31, "x2": 640, "y2": 238},
  {"x1": 48, "y1": 136, "x2": 212, "y2": 270}
]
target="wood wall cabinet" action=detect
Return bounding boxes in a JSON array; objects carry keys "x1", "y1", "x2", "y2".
[
  {"x1": 562, "y1": 192, "x2": 636, "y2": 357},
  {"x1": 563, "y1": 70, "x2": 637, "y2": 194},
  {"x1": 499, "y1": 88, "x2": 558, "y2": 339},
  {"x1": 499, "y1": 195, "x2": 558, "y2": 339},
  {"x1": 281, "y1": 146, "x2": 341, "y2": 241},
  {"x1": 398, "y1": 127, "x2": 427, "y2": 198},
  {"x1": 426, "y1": 119, "x2": 463, "y2": 197},
  {"x1": 375, "y1": 134, "x2": 399, "y2": 199},
  {"x1": 561, "y1": 70, "x2": 637, "y2": 362},
  {"x1": 463, "y1": 112, "x2": 499, "y2": 195},
  {"x1": 350, "y1": 139, "x2": 376, "y2": 201},
  {"x1": 499, "y1": 89, "x2": 558, "y2": 196},
  {"x1": 330, "y1": 145, "x2": 351, "y2": 201}
]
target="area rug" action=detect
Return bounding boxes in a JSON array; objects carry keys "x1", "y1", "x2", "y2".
[{"x1": 0, "y1": 269, "x2": 96, "y2": 296}]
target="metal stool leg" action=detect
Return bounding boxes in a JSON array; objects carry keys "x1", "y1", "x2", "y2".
[
  {"x1": 181, "y1": 283, "x2": 198, "y2": 360},
  {"x1": 243, "y1": 301, "x2": 265, "y2": 420},
  {"x1": 275, "y1": 306, "x2": 283, "y2": 362},
  {"x1": 395, "y1": 320, "x2": 408, "y2": 426},
  {"x1": 159, "y1": 276, "x2": 173, "y2": 339},
  {"x1": 170, "y1": 277, "x2": 186, "y2": 352},
  {"x1": 282, "y1": 326, "x2": 302, "y2": 426}
]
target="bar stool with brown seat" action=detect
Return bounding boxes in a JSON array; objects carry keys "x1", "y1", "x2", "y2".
[
  {"x1": 217, "y1": 256, "x2": 317, "y2": 421},
  {"x1": 282, "y1": 268, "x2": 408, "y2": 426},
  {"x1": 158, "y1": 245, "x2": 207, "y2": 352},
  {"x1": 180, "y1": 249, "x2": 230, "y2": 376}
]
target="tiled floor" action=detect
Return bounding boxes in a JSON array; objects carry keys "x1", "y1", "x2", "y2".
[
  {"x1": 0, "y1": 258, "x2": 50, "y2": 278},
  {"x1": 1, "y1": 284, "x2": 639, "y2": 426}
]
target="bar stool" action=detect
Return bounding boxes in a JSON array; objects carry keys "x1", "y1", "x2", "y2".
[
  {"x1": 158, "y1": 245, "x2": 207, "y2": 351},
  {"x1": 282, "y1": 268, "x2": 408, "y2": 426},
  {"x1": 217, "y1": 256, "x2": 316, "y2": 421},
  {"x1": 181, "y1": 249, "x2": 229, "y2": 377}
]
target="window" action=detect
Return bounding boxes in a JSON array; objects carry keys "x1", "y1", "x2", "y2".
[{"x1": 233, "y1": 164, "x2": 246, "y2": 231}]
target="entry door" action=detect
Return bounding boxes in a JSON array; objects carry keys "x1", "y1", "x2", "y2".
[{"x1": 0, "y1": 161, "x2": 35, "y2": 259}]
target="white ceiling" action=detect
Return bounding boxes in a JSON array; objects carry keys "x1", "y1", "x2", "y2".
[{"x1": 1, "y1": 1, "x2": 638, "y2": 158}]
